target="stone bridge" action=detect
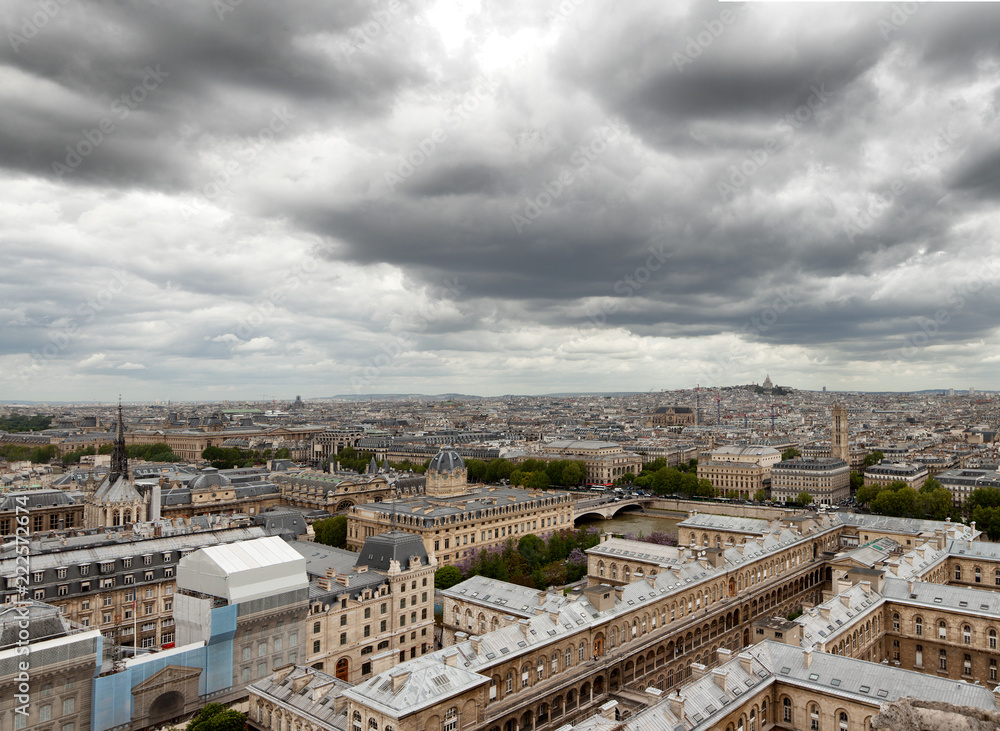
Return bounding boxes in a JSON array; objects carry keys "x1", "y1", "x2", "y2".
[{"x1": 573, "y1": 497, "x2": 654, "y2": 521}]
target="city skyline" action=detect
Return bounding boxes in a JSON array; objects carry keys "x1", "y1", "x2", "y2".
[{"x1": 3, "y1": 1, "x2": 1000, "y2": 401}]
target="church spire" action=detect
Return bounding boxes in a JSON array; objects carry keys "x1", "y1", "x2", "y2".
[{"x1": 109, "y1": 397, "x2": 129, "y2": 481}]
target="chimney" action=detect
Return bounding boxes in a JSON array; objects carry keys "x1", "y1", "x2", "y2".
[
  {"x1": 712, "y1": 668, "x2": 728, "y2": 689},
  {"x1": 646, "y1": 575, "x2": 656, "y2": 587},
  {"x1": 443, "y1": 649, "x2": 459, "y2": 667},
  {"x1": 390, "y1": 669, "x2": 409, "y2": 692},
  {"x1": 668, "y1": 692, "x2": 685, "y2": 720},
  {"x1": 907, "y1": 579, "x2": 915, "y2": 594},
  {"x1": 859, "y1": 580, "x2": 871, "y2": 596},
  {"x1": 470, "y1": 636, "x2": 481, "y2": 654},
  {"x1": 614, "y1": 587, "x2": 624, "y2": 602},
  {"x1": 717, "y1": 647, "x2": 733, "y2": 664},
  {"x1": 819, "y1": 606, "x2": 830, "y2": 620},
  {"x1": 518, "y1": 619, "x2": 531, "y2": 637},
  {"x1": 690, "y1": 662, "x2": 707, "y2": 679},
  {"x1": 537, "y1": 591, "x2": 547, "y2": 606},
  {"x1": 839, "y1": 594, "x2": 852, "y2": 608},
  {"x1": 600, "y1": 701, "x2": 618, "y2": 720},
  {"x1": 738, "y1": 653, "x2": 754, "y2": 674},
  {"x1": 804, "y1": 646, "x2": 813, "y2": 669},
  {"x1": 548, "y1": 610, "x2": 560, "y2": 623}
]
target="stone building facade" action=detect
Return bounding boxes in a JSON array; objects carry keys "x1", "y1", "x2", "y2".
[
  {"x1": 770, "y1": 457, "x2": 850, "y2": 506},
  {"x1": 696, "y1": 460, "x2": 766, "y2": 498}
]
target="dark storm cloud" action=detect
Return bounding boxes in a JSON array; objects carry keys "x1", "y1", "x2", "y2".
[{"x1": 0, "y1": 0, "x2": 425, "y2": 187}]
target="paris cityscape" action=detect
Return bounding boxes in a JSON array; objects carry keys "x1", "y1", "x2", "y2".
[{"x1": 4, "y1": 0, "x2": 1000, "y2": 730}]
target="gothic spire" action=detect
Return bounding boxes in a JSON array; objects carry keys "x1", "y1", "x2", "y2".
[{"x1": 109, "y1": 397, "x2": 129, "y2": 481}]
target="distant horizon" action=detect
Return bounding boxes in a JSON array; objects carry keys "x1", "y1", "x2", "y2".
[{"x1": 2, "y1": 385, "x2": 995, "y2": 408}]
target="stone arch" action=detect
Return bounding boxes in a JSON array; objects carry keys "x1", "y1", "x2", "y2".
[{"x1": 148, "y1": 691, "x2": 185, "y2": 726}]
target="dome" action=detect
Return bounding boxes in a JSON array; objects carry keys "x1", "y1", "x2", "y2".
[
  {"x1": 189, "y1": 467, "x2": 232, "y2": 491},
  {"x1": 428, "y1": 450, "x2": 465, "y2": 473}
]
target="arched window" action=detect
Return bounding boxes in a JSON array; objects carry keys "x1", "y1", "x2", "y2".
[
  {"x1": 565, "y1": 647, "x2": 572, "y2": 667},
  {"x1": 915, "y1": 617, "x2": 923, "y2": 636},
  {"x1": 810, "y1": 704, "x2": 820, "y2": 730},
  {"x1": 749, "y1": 708, "x2": 756, "y2": 731},
  {"x1": 611, "y1": 563, "x2": 618, "y2": 580},
  {"x1": 975, "y1": 567, "x2": 982, "y2": 583},
  {"x1": 579, "y1": 641, "x2": 586, "y2": 662},
  {"x1": 955, "y1": 565, "x2": 962, "y2": 580},
  {"x1": 761, "y1": 700, "x2": 767, "y2": 725},
  {"x1": 839, "y1": 712, "x2": 848, "y2": 731},
  {"x1": 370, "y1": 718, "x2": 378, "y2": 731},
  {"x1": 783, "y1": 698, "x2": 792, "y2": 724},
  {"x1": 537, "y1": 658, "x2": 545, "y2": 681},
  {"x1": 505, "y1": 671, "x2": 513, "y2": 694},
  {"x1": 892, "y1": 613, "x2": 899, "y2": 632},
  {"x1": 489, "y1": 676, "x2": 497, "y2": 701},
  {"x1": 444, "y1": 707, "x2": 457, "y2": 731},
  {"x1": 964, "y1": 625, "x2": 972, "y2": 644},
  {"x1": 353, "y1": 712, "x2": 363, "y2": 731},
  {"x1": 598, "y1": 561, "x2": 605, "y2": 577},
  {"x1": 521, "y1": 664, "x2": 530, "y2": 688},
  {"x1": 624, "y1": 566, "x2": 631, "y2": 582},
  {"x1": 552, "y1": 652, "x2": 558, "y2": 673},
  {"x1": 990, "y1": 629, "x2": 997, "y2": 650},
  {"x1": 938, "y1": 620, "x2": 947, "y2": 640}
]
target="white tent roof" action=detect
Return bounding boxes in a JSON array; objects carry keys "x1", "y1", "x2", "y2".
[{"x1": 176, "y1": 535, "x2": 307, "y2": 604}]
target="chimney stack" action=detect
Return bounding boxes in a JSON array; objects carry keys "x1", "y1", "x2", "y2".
[{"x1": 668, "y1": 692, "x2": 685, "y2": 721}]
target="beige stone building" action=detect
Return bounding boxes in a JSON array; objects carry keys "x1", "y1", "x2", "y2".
[
  {"x1": 347, "y1": 451, "x2": 574, "y2": 565},
  {"x1": 292, "y1": 531, "x2": 437, "y2": 683},
  {"x1": 645, "y1": 406, "x2": 695, "y2": 427},
  {"x1": 696, "y1": 460, "x2": 765, "y2": 498},
  {"x1": 863, "y1": 460, "x2": 930, "y2": 489},
  {"x1": 770, "y1": 457, "x2": 850, "y2": 505}
]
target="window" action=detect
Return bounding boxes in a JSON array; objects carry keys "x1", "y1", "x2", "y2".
[
  {"x1": 370, "y1": 719, "x2": 378, "y2": 731},
  {"x1": 838, "y1": 712, "x2": 848, "y2": 731},
  {"x1": 353, "y1": 712, "x2": 362, "y2": 731},
  {"x1": 991, "y1": 660, "x2": 997, "y2": 682},
  {"x1": 955, "y1": 565, "x2": 962, "y2": 580},
  {"x1": 364, "y1": 625, "x2": 371, "y2": 637},
  {"x1": 258, "y1": 661, "x2": 266, "y2": 677},
  {"x1": 144, "y1": 555, "x2": 152, "y2": 565},
  {"x1": 365, "y1": 608, "x2": 371, "y2": 619},
  {"x1": 62, "y1": 724, "x2": 75, "y2": 731},
  {"x1": 242, "y1": 646, "x2": 252, "y2": 661},
  {"x1": 939, "y1": 650, "x2": 947, "y2": 670},
  {"x1": 313, "y1": 640, "x2": 321, "y2": 653},
  {"x1": 380, "y1": 620, "x2": 387, "y2": 632},
  {"x1": 964, "y1": 625, "x2": 971, "y2": 645},
  {"x1": 915, "y1": 617, "x2": 923, "y2": 636},
  {"x1": 340, "y1": 632, "x2": 347, "y2": 645},
  {"x1": 579, "y1": 641, "x2": 586, "y2": 662},
  {"x1": 341, "y1": 615, "x2": 348, "y2": 626},
  {"x1": 915, "y1": 645, "x2": 923, "y2": 667},
  {"x1": 964, "y1": 654, "x2": 972, "y2": 675},
  {"x1": 164, "y1": 567, "x2": 173, "y2": 578},
  {"x1": 783, "y1": 698, "x2": 792, "y2": 723},
  {"x1": 258, "y1": 641, "x2": 267, "y2": 657},
  {"x1": 939, "y1": 621, "x2": 947, "y2": 640},
  {"x1": 991, "y1": 629, "x2": 997, "y2": 650},
  {"x1": 40, "y1": 704, "x2": 52, "y2": 721},
  {"x1": 505, "y1": 672, "x2": 513, "y2": 694},
  {"x1": 537, "y1": 659, "x2": 544, "y2": 681},
  {"x1": 521, "y1": 664, "x2": 530, "y2": 688},
  {"x1": 976, "y1": 567, "x2": 982, "y2": 583},
  {"x1": 123, "y1": 558, "x2": 132, "y2": 568},
  {"x1": 892, "y1": 613, "x2": 899, "y2": 632},
  {"x1": 810, "y1": 704, "x2": 819, "y2": 731},
  {"x1": 444, "y1": 707, "x2": 458, "y2": 731},
  {"x1": 314, "y1": 622, "x2": 321, "y2": 634},
  {"x1": 566, "y1": 647, "x2": 572, "y2": 667}
]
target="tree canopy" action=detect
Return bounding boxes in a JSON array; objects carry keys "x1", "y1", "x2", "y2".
[
  {"x1": 0, "y1": 414, "x2": 52, "y2": 432},
  {"x1": 781, "y1": 447, "x2": 801, "y2": 461},
  {"x1": 313, "y1": 515, "x2": 348, "y2": 548}
]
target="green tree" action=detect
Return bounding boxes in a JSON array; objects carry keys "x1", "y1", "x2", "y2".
[
  {"x1": 753, "y1": 489, "x2": 767, "y2": 503},
  {"x1": 862, "y1": 450, "x2": 885, "y2": 468},
  {"x1": 562, "y1": 461, "x2": 585, "y2": 486},
  {"x1": 796, "y1": 491, "x2": 814, "y2": 507},
  {"x1": 275, "y1": 447, "x2": 291, "y2": 459},
  {"x1": 518, "y1": 534, "x2": 546, "y2": 570},
  {"x1": 434, "y1": 565, "x2": 463, "y2": 590},
  {"x1": 615, "y1": 472, "x2": 636, "y2": 486},
  {"x1": 526, "y1": 471, "x2": 550, "y2": 490},
  {"x1": 695, "y1": 478, "x2": 715, "y2": 498},
  {"x1": 0, "y1": 414, "x2": 53, "y2": 432},
  {"x1": 849, "y1": 471, "x2": 864, "y2": 493},
  {"x1": 187, "y1": 703, "x2": 227, "y2": 731},
  {"x1": 313, "y1": 516, "x2": 348, "y2": 548},
  {"x1": 465, "y1": 459, "x2": 488, "y2": 482},
  {"x1": 781, "y1": 448, "x2": 801, "y2": 461},
  {"x1": 855, "y1": 483, "x2": 882, "y2": 506}
]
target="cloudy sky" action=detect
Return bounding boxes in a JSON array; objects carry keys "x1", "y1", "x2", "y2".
[{"x1": 2, "y1": 0, "x2": 999, "y2": 402}]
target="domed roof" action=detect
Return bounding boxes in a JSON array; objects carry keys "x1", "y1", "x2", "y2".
[
  {"x1": 189, "y1": 467, "x2": 232, "y2": 491},
  {"x1": 428, "y1": 449, "x2": 465, "y2": 473}
]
